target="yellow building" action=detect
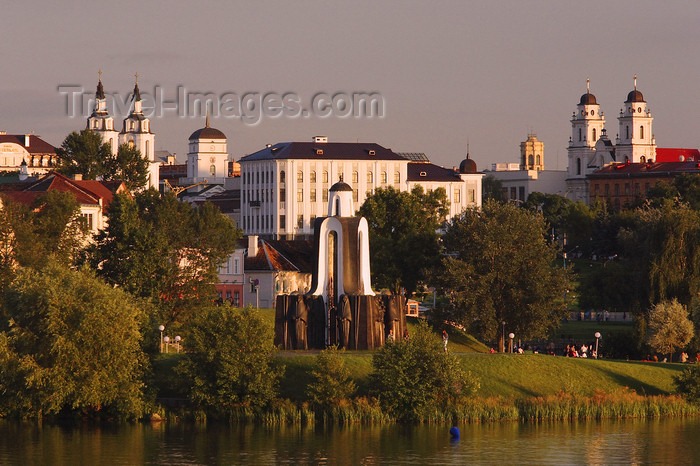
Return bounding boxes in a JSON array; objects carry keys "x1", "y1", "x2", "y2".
[{"x1": 520, "y1": 133, "x2": 544, "y2": 171}]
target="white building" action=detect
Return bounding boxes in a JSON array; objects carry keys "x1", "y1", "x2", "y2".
[
  {"x1": 566, "y1": 76, "x2": 656, "y2": 202},
  {"x1": 238, "y1": 137, "x2": 482, "y2": 239},
  {"x1": 181, "y1": 116, "x2": 231, "y2": 190},
  {"x1": 87, "y1": 74, "x2": 159, "y2": 190}
]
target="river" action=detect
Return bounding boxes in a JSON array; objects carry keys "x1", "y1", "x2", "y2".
[{"x1": 1, "y1": 416, "x2": 699, "y2": 464}]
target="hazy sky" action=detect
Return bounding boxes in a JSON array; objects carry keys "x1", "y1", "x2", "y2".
[{"x1": 3, "y1": 1, "x2": 700, "y2": 171}]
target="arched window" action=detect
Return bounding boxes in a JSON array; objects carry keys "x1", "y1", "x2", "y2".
[
  {"x1": 640, "y1": 125, "x2": 644, "y2": 139},
  {"x1": 297, "y1": 170, "x2": 303, "y2": 182},
  {"x1": 528, "y1": 155, "x2": 534, "y2": 167},
  {"x1": 578, "y1": 128, "x2": 582, "y2": 141},
  {"x1": 625, "y1": 126, "x2": 629, "y2": 139},
  {"x1": 210, "y1": 164, "x2": 216, "y2": 176},
  {"x1": 640, "y1": 156, "x2": 646, "y2": 163},
  {"x1": 592, "y1": 128, "x2": 597, "y2": 142},
  {"x1": 381, "y1": 171, "x2": 387, "y2": 184},
  {"x1": 352, "y1": 171, "x2": 358, "y2": 183},
  {"x1": 322, "y1": 170, "x2": 328, "y2": 183},
  {"x1": 536, "y1": 155, "x2": 541, "y2": 166},
  {"x1": 394, "y1": 171, "x2": 400, "y2": 184},
  {"x1": 310, "y1": 171, "x2": 316, "y2": 183},
  {"x1": 576, "y1": 158, "x2": 581, "y2": 175},
  {"x1": 367, "y1": 171, "x2": 373, "y2": 183},
  {"x1": 280, "y1": 170, "x2": 286, "y2": 183},
  {"x1": 145, "y1": 140, "x2": 149, "y2": 158}
]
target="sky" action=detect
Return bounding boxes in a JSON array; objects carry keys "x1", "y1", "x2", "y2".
[{"x1": 3, "y1": 1, "x2": 700, "y2": 171}]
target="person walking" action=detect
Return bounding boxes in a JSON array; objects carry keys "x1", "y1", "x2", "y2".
[{"x1": 442, "y1": 330, "x2": 448, "y2": 353}]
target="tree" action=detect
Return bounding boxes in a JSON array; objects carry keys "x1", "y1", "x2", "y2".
[
  {"x1": 357, "y1": 186, "x2": 448, "y2": 294},
  {"x1": 55, "y1": 130, "x2": 112, "y2": 180},
  {"x1": 176, "y1": 306, "x2": 282, "y2": 415},
  {"x1": 306, "y1": 346, "x2": 356, "y2": 412},
  {"x1": 104, "y1": 143, "x2": 149, "y2": 190},
  {"x1": 646, "y1": 300, "x2": 694, "y2": 361},
  {"x1": 89, "y1": 191, "x2": 241, "y2": 324},
  {"x1": 481, "y1": 175, "x2": 505, "y2": 203},
  {"x1": 0, "y1": 261, "x2": 146, "y2": 419},
  {"x1": 674, "y1": 364, "x2": 700, "y2": 403},
  {"x1": 369, "y1": 321, "x2": 479, "y2": 422},
  {"x1": 436, "y1": 201, "x2": 571, "y2": 351}
]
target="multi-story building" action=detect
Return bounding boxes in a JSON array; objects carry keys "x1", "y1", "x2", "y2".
[
  {"x1": 0, "y1": 132, "x2": 57, "y2": 175},
  {"x1": 238, "y1": 137, "x2": 482, "y2": 239}
]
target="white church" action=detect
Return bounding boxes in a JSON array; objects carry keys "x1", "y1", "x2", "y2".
[
  {"x1": 566, "y1": 76, "x2": 656, "y2": 202},
  {"x1": 87, "y1": 73, "x2": 159, "y2": 190}
]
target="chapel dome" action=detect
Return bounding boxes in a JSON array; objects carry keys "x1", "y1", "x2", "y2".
[
  {"x1": 189, "y1": 126, "x2": 227, "y2": 140},
  {"x1": 459, "y1": 157, "x2": 477, "y2": 174},
  {"x1": 625, "y1": 89, "x2": 645, "y2": 103},
  {"x1": 329, "y1": 181, "x2": 353, "y2": 192},
  {"x1": 579, "y1": 92, "x2": 597, "y2": 105}
]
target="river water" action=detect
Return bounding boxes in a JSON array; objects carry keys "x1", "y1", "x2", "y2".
[{"x1": 1, "y1": 416, "x2": 699, "y2": 464}]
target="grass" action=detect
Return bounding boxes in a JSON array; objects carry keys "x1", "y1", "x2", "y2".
[{"x1": 553, "y1": 320, "x2": 634, "y2": 343}]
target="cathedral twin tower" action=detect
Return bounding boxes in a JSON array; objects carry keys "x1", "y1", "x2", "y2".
[{"x1": 86, "y1": 72, "x2": 159, "y2": 189}]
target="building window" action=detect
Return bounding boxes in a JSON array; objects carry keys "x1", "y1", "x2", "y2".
[
  {"x1": 353, "y1": 189, "x2": 358, "y2": 202},
  {"x1": 297, "y1": 170, "x2": 303, "y2": 182},
  {"x1": 605, "y1": 184, "x2": 610, "y2": 196},
  {"x1": 210, "y1": 164, "x2": 216, "y2": 176},
  {"x1": 645, "y1": 183, "x2": 650, "y2": 194},
  {"x1": 576, "y1": 158, "x2": 581, "y2": 175},
  {"x1": 394, "y1": 171, "x2": 400, "y2": 184},
  {"x1": 280, "y1": 170, "x2": 286, "y2": 183},
  {"x1": 352, "y1": 171, "x2": 358, "y2": 183},
  {"x1": 592, "y1": 128, "x2": 596, "y2": 142},
  {"x1": 469, "y1": 189, "x2": 475, "y2": 203},
  {"x1": 614, "y1": 184, "x2": 620, "y2": 196},
  {"x1": 641, "y1": 156, "x2": 646, "y2": 163},
  {"x1": 310, "y1": 188, "x2": 317, "y2": 202},
  {"x1": 280, "y1": 215, "x2": 285, "y2": 228},
  {"x1": 640, "y1": 125, "x2": 644, "y2": 139},
  {"x1": 338, "y1": 171, "x2": 344, "y2": 182},
  {"x1": 81, "y1": 213, "x2": 94, "y2": 230},
  {"x1": 635, "y1": 184, "x2": 640, "y2": 196},
  {"x1": 280, "y1": 188, "x2": 285, "y2": 204},
  {"x1": 322, "y1": 170, "x2": 328, "y2": 183},
  {"x1": 297, "y1": 188, "x2": 303, "y2": 202},
  {"x1": 234, "y1": 291, "x2": 240, "y2": 307},
  {"x1": 519, "y1": 186, "x2": 525, "y2": 201},
  {"x1": 234, "y1": 258, "x2": 240, "y2": 274},
  {"x1": 578, "y1": 128, "x2": 582, "y2": 141},
  {"x1": 381, "y1": 171, "x2": 387, "y2": 184},
  {"x1": 297, "y1": 215, "x2": 303, "y2": 229},
  {"x1": 310, "y1": 214, "x2": 316, "y2": 225},
  {"x1": 536, "y1": 155, "x2": 541, "y2": 166},
  {"x1": 625, "y1": 126, "x2": 629, "y2": 139},
  {"x1": 454, "y1": 189, "x2": 461, "y2": 203},
  {"x1": 367, "y1": 172, "x2": 373, "y2": 183},
  {"x1": 322, "y1": 188, "x2": 328, "y2": 202},
  {"x1": 594, "y1": 184, "x2": 600, "y2": 195},
  {"x1": 625, "y1": 183, "x2": 630, "y2": 195},
  {"x1": 145, "y1": 140, "x2": 149, "y2": 158},
  {"x1": 310, "y1": 171, "x2": 316, "y2": 183}
]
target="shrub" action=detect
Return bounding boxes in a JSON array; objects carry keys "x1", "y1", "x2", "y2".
[
  {"x1": 674, "y1": 364, "x2": 700, "y2": 403},
  {"x1": 306, "y1": 346, "x2": 356, "y2": 411},
  {"x1": 369, "y1": 320, "x2": 479, "y2": 422}
]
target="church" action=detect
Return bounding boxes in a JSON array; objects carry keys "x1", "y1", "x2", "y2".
[{"x1": 86, "y1": 72, "x2": 159, "y2": 190}]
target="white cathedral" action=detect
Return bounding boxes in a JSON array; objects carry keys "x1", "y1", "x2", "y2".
[
  {"x1": 86, "y1": 73, "x2": 159, "y2": 190},
  {"x1": 567, "y1": 76, "x2": 656, "y2": 202}
]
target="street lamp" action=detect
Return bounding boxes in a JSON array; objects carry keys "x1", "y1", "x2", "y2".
[
  {"x1": 501, "y1": 321, "x2": 506, "y2": 353},
  {"x1": 175, "y1": 335, "x2": 181, "y2": 353},
  {"x1": 594, "y1": 332, "x2": 601, "y2": 359},
  {"x1": 164, "y1": 335, "x2": 170, "y2": 354},
  {"x1": 158, "y1": 325, "x2": 165, "y2": 353},
  {"x1": 508, "y1": 332, "x2": 515, "y2": 353}
]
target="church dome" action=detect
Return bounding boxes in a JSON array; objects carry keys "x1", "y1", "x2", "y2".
[
  {"x1": 625, "y1": 89, "x2": 645, "y2": 103},
  {"x1": 330, "y1": 181, "x2": 353, "y2": 192},
  {"x1": 189, "y1": 126, "x2": 226, "y2": 140},
  {"x1": 459, "y1": 157, "x2": 477, "y2": 174},
  {"x1": 579, "y1": 92, "x2": 597, "y2": 105}
]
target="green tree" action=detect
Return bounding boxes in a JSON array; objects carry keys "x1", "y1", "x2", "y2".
[
  {"x1": 55, "y1": 129, "x2": 113, "y2": 180},
  {"x1": 481, "y1": 175, "x2": 505, "y2": 203},
  {"x1": 369, "y1": 321, "x2": 479, "y2": 422},
  {"x1": 357, "y1": 186, "x2": 448, "y2": 294},
  {"x1": 89, "y1": 191, "x2": 241, "y2": 324},
  {"x1": 104, "y1": 143, "x2": 149, "y2": 190},
  {"x1": 0, "y1": 261, "x2": 146, "y2": 419},
  {"x1": 436, "y1": 201, "x2": 571, "y2": 351},
  {"x1": 674, "y1": 364, "x2": 700, "y2": 403},
  {"x1": 176, "y1": 306, "x2": 282, "y2": 415},
  {"x1": 646, "y1": 299, "x2": 694, "y2": 362},
  {"x1": 306, "y1": 346, "x2": 356, "y2": 411}
]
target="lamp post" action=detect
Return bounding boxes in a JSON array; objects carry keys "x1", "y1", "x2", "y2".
[
  {"x1": 175, "y1": 335, "x2": 181, "y2": 353},
  {"x1": 164, "y1": 335, "x2": 170, "y2": 354},
  {"x1": 501, "y1": 321, "x2": 506, "y2": 353},
  {"x1": 158, "y1": 325, "x2": 165, "y2": 353},
  {"x1": 508, "y1": 332, "x2": 515, "y2": 353},
  {"x1": 594, "y1": 332, "x2": 601, "y2": 359}
]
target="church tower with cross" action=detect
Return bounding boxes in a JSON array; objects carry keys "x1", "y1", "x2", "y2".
[{"x1": 86, "y1": 70, "x2": 119, "y2": 154}]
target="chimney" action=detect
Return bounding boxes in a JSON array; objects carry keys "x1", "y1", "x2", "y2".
[
  {"x1": 73, "y1": 174, "x2": 83, "y2": 181},
  {"x1": 312, "y1": 136, "x2": 328, "y2": 143},
  {"x1": 248, "y1": 235, "x2": 259, "y2": 257},
  {"x1": 25, "y1": 134, "x2": 30, "y2": 147}
]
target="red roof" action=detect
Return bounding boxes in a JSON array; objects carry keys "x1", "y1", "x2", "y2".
[
  {"x1": 21, "y1": 172, "x2": 123, "y2": 212},
  {"x1": 590, "y1": 161, "x2": 700, "y2": 178},
  {"x1": 655, "y1": 148, "x2": 700, "y2": 163},
  {"x1": 0, "y1": 134, "x2": 56, "y2": 155},
  {"x1": 245, "y1": 238, "x2": 314, "y2": 272}
]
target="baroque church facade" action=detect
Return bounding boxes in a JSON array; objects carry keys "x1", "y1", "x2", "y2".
[
  {"x1": 86, "y1": 73, "x2": 159, "y2": 190},
  {"x1": 566, "y1": 77, "x2": 656, "y2": 202}
]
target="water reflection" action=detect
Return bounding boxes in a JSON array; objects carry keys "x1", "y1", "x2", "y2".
[{"x1": 1, "y1": 417, "x2": 699, "y2": 464}]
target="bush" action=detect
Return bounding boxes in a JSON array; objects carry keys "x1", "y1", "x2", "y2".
[
  {"x1": 306, "y1": 346, "x2": 356, "y2": 412},
  {"x1": 674, "y1": 364, "x2": 700, "y2": 403},
  {"x1": 369, "y1": 320, "x2": 479, "y2": 422},
  {"x1": 176, "y1": 306, "x2": 282, "y2": 417}
]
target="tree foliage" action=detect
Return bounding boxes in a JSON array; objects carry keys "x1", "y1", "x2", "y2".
[
  {"x1": 0, "y1": 261, "x2": 146, "y2": 419},
  {"x1": 89, "y1": 190, "x2": 241, "y2": 324},
  {"x1": 435, "y1": 201, "x2": 571, "y2": 346},
  {"x1": 357, "y1": 186, "x2": 449, "y2": 294},
  {"x1": 55, "y1": 131, "x2": 149, "y2": 189},
  {"x1": 306, "y1": 346, "x2": 356, "y2": 411},
  {"x1": 674, "y1": 364, "x2": 700, "y2": 403},
  {"x1": 645, "y1": 299, "x2": 694, "y2": 358},
  {"x1": 176, "y1": 306, "x2": 282, "y2": 414},
  {"x1": 55, "y1": 129, "x2": 113, "y2": 180},
  {"x1": 481, "y1": 175, "x2": 505, "y2": 203},
  {"x1": 369, "y1": 321, "x2": 479, "y2": 422}
]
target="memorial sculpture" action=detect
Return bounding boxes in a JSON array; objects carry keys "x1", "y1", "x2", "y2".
[{"x1": 275, "y1": 180, "x2": 406, "y2": 350}]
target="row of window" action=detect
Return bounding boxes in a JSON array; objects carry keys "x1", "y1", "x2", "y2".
[
  {"x1": 219, "y1": 290, "x2": 240, "y2": 307},
  {"x1": 593, "y1": 182, "x2": 651, "y2": 197},
  {"x1": 219, "y1": 257, "x2": 241, "y2": 275}
]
